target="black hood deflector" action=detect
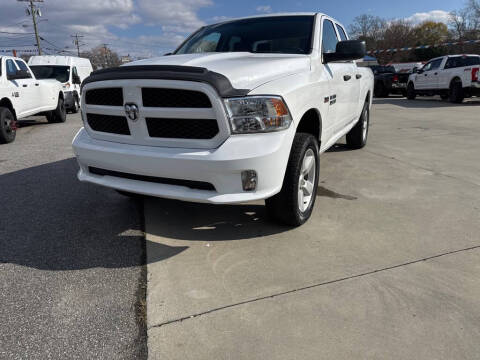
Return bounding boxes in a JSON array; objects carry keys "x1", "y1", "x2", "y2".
[{"x1": 81, "y1": 65, "x2": 250, "y2": 98}]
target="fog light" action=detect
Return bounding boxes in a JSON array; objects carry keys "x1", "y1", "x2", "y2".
[{"x1": 241, "y1": 170, "x2": 257, "y2": 192}]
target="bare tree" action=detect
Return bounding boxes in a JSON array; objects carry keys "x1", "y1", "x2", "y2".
[
  {"x1": 349, "y1": 14, "x2": 387, "y2": 49},
  {"x1": 449, "y1": 0, "x2": 480, "y2": 39},
  {"x1": 81, "y1": 45, "x2": 121, "y2": 70}
]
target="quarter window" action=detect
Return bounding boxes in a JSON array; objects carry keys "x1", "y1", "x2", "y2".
[
  {"x1": 322, "y1": 20, "x2": 338, "y2": 54},
  {"x1": 336, "y1": 24, "x2": 348, "y2": 41}
]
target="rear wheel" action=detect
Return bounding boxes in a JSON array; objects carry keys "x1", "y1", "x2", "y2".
[
  {"x1": 406, "y1": 82, "x2": 416, "y2": 100},
  {"x1": 266, "y1": 133, "x2": 319, "y2": 227},
  {"x1": 0, "y1": 107, "x2": 16, "y2": 144},
  {"x1": 449, "y1": 81, "x2": 464, "y2": 104},
  {"x1": 71, "y1": 95, "x2": 80, "y2": 114},
  {"x1": 346, "y1": 102, "x2": 369, "y2": 149},
  {"x1": 46, "y1": 97, "x2": 66, "y2": 123},
  {"x1": 374, "y1": 82, "x2": 386, "y2": 98}
]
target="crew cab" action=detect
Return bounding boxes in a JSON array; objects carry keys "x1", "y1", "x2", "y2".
[
  {"x1": 0, "y1": 56, "x2": 66, "y2": 144},
  {"x1": 407, "y1": 54, "x2": 480, "y2": 103},
  {"x1": 72, "y1": 13, "x2": 373, "y2": 226}
]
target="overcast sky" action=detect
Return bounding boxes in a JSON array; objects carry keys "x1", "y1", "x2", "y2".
[{"x1": 0, "y1": 0, "x2": 460, "y2": 58}]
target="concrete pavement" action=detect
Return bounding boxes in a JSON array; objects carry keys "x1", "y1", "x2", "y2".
[{"x1": 145, "y1": 97, "x2": 480, "y2": 359}]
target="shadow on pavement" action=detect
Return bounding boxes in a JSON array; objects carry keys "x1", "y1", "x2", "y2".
[
  {"x1": 0, "y1": 158, "x2": 180, "y2": 270},
  {"x1": 146, "y1": 198, "x2": 291, "y2": 242},
  {"x1": 374, "y1": 97, "x2": 480, "y2": 108}
]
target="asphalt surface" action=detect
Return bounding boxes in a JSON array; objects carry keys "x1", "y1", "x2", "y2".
[
  {"x1": 145, "y1": 96, "x2": 480, "y2": 359},
  {"x1": 0, "y1": 114, "x2": 147, "y2": 359}
]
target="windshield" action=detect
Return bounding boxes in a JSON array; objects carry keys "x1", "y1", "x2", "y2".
[
  {"x1": 175, "y1": 16, "x2": 315, "y2": 55},
  {"x1": 30, "y1": 65, "x2": 70, "y2": 83}
]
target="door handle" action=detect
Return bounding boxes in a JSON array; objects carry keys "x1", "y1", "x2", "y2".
[
  {"x1": 356, "y1": 74, "x2": 362, "y2": 79},
  {"x1": 344, "y1": 75, "x2": 352, "y2": 81},
  {"x1": 22, "y1": 84, "x2": 28, "y2": 87},
  {"x1": 35, "y1": 83, "x2": 39, "y2": 86},
  {"x1": 424, "y1": 74, "x2": 428, "y2": 76},
  {"x1": 434, "y1": 72, "x2": 438, "y2": 75}
]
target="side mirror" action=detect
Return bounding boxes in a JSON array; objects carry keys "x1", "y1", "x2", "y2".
[
  {"x1": 8, "y1": 69, "x2": 31, "y2": 80},
  {"x1": 417, "y1": 69, "x2": 424, "y2": 74},
  {"x1": 324, "y1": 40, "x2": 366, "y2": 63},
  {"x1": 72, "y1": 74, "x2": 81, "y2": 84}
]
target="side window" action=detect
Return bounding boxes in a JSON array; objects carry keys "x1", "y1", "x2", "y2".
[
  {"x1": 336, "y1": 24, "x2": 348, "y2": 41},
  {"x1": 430, "y1": 59, "x2": 442, "y2": 70},
  {"x1": 322, "y1": 20, "x2": 338, "y2": 54},
  {"x1": 6, "y1": 59, "x2": 17, "y2": 76},
  {"x1": 72, "y1": 66, "x2": 79, "y2": 80},
  {"x1": 15, "y1": 60, "x2": 32, "y2": 77},
  {"x1": 445, "y1": 58, "x2": 455, "y2": 69}
]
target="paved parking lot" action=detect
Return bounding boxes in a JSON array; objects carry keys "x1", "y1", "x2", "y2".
[
  {"x1": 1, "y1": 97, "x2": 479, "y2": 359},
  {"x1": 145, "y1": 97, "x2": 480, "y2": 359},
  {"x1": 0, "y1": 115, "x2": 147, "y2": 359}
]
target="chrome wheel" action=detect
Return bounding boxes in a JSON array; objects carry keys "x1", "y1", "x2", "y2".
[{"x1": 298, "y1": 148, "x2": 316, "y2": 212}]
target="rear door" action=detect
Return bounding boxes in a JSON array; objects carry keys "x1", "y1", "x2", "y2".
[{"x1": 321, "y1": 19, "x2": 355, "y2": 133}]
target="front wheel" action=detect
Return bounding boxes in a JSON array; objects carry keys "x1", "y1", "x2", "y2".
[
  {"x1": 0, "y1": 107, "x2": 16, "y2": 144},
  {"x1": 406, "y1": 83, "x2": 416, "y2": 100},
  {"x1": 346, "y1": 102, "x2": 369, "y2": 149},
  {"x1": 266, "y1": 133, "x2": 319, "y2": 227},
  {"x1": 46, "y1": 97, "x2": 66, "y2": 123}
]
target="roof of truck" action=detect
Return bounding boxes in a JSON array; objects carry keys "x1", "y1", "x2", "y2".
[
  {"x1": 211, "y1": 12, "x2": 331, "y2": 25},
  {"x1": 28, "y1": 55, "x2": 92, "y2": 67}
]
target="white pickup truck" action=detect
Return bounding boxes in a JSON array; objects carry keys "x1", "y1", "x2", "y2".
[
  {"x1": 73, "y1": 13, "x2": 373, "y2": 226},
  {"x1": 0, "y1": 56, "x2": 66, "y2": 144},
  {"x1": 407, "y1": 54, "x2": 480, "y2": 103}
]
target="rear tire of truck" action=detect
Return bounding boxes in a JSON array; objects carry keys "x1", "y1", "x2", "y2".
[
  {"x1": 0, "y1": 107, "x2": 16, "y2": 144},
  {"x1": 266, "y1": 133, "x2": 319, "y2": 227},
  {"x1": 449, "y1": 81, "x2": 464, "y2": 104},
  {"x1": 346, "y1": 102, "x2": 369, "y2": 149},
  {"x1": 406, "y1": 83, "x2": 416, "y2": 100},
  {"x1": 374, "y1": 83, "x2": 388, "y2": 98},
  {"x1": 46, "y1": 97, "x2": 66, "y2": 123}
]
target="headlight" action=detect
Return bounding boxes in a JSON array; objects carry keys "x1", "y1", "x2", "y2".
[{"x1": 224, "y1": 96, "x2": 292, "y2": 134}]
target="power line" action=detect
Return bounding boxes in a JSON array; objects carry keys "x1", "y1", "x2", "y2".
[{"x1": 17, "y1": 0, "x2": 44, "y2": 55}]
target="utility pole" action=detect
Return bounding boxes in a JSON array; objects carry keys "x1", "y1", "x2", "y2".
[
  {"x1": 71, "y1": 34, "x2": 84, "y2": 56},
  {"x1": 17, "y1": 0, "x2": 44, "y2": 55},
  {"x1": 102, "y1": 43, "x2": 110, "y2": 68}
]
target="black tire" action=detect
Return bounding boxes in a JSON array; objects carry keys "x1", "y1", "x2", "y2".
[
  {"x1": 346, "y1": 102, "x2": 370, "y2": 149},
  {"x1": 71, "y1": 95, "x2": 80, "y2": 114},
  {"x1": 406, "y1": 82, "x2": 416, "y2": 100},
  {"x1": 401, "y1": 90, "x2": 408, "y2": 98},
  {"x1": 449, "y1": 81, "x2": 464, "y2": 104},
  {"x1": 46, "y1": 97, "x2": 66, "y2": 123},
  {"x1": 0, "y1": 107, "x2": 16, "y2": 144},
  {"x1": 266, "y1": 133, "x2": 319, "y2": 227}
]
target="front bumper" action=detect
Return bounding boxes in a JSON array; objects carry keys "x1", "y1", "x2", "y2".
[{"x1": 72, "y1": 127, "x2": 294, "y2": 204}]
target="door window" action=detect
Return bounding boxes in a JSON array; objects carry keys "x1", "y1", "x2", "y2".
[
  {"x1": 322, "y1": 20, "x2": 338, "y2": 54},
  {"x1": 15, "y1": 59, "x2": 32, "y2": 77},
  {"x1": 423, "y1": 59, "x2": 442, "y2": 71},
  {"x1": 6, "y1": 59, "x2": 17, "y2": 76}
]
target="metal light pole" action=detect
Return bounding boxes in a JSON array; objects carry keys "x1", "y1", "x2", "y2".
[{"x1": 17, "y1": 0, "x2": 44, "y2": 55}]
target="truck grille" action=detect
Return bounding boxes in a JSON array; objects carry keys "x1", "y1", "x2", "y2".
[
  {"x1": 82, "y1": 79, "x2": 228, "y2": 149},
  {"x1": 87, "y1": 113, "x2": 130, "y2": 135},
  {"x1": 86, "y1": 88, "x2": 124, "y2": 106},
  {"x1": 89, "y1": 167, "x2": 216, "y2": 191},
  {"x1": 146, "y1": 118, "x2": 219, "y2": 139},
  {"x1": 142, "y1": 88, "x2": 212, "y2": 108}
]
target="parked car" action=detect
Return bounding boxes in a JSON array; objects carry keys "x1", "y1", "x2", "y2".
[
  {"x1": 73, "y1": 13, "x2": 373, "y2": 226},
  {"x1": 28, "y1": 56, "x2": 93, "y2": 113},
  {"x1": 407, "y1": 54, "x2": 480, "y2": 103},
  {"x1": 0, "y1": 56, "x2": 65, "y2": 144},
  {"x1": 370, "y1": 65, "x2": 409, "y2": 97}
]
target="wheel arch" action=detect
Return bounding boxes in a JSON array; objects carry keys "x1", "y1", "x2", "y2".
[
  {"x1": 295, "y1": 108, "x2": 322, "y2": 145},
  {"x1": 0, "y1": 97, "x2": 17, "y2": 119},
  {"x1": 450, "y1": 76, "x2": 462, "y2": 87}
]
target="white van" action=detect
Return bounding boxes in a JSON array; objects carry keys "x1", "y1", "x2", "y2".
[{"x1": 28, "y1": 56, "x2": 93, "y2": 112}]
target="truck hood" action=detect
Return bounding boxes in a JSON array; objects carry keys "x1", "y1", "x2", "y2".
[{"x1": 125, "y1": 52, "x2": 311, "y2": 91}]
